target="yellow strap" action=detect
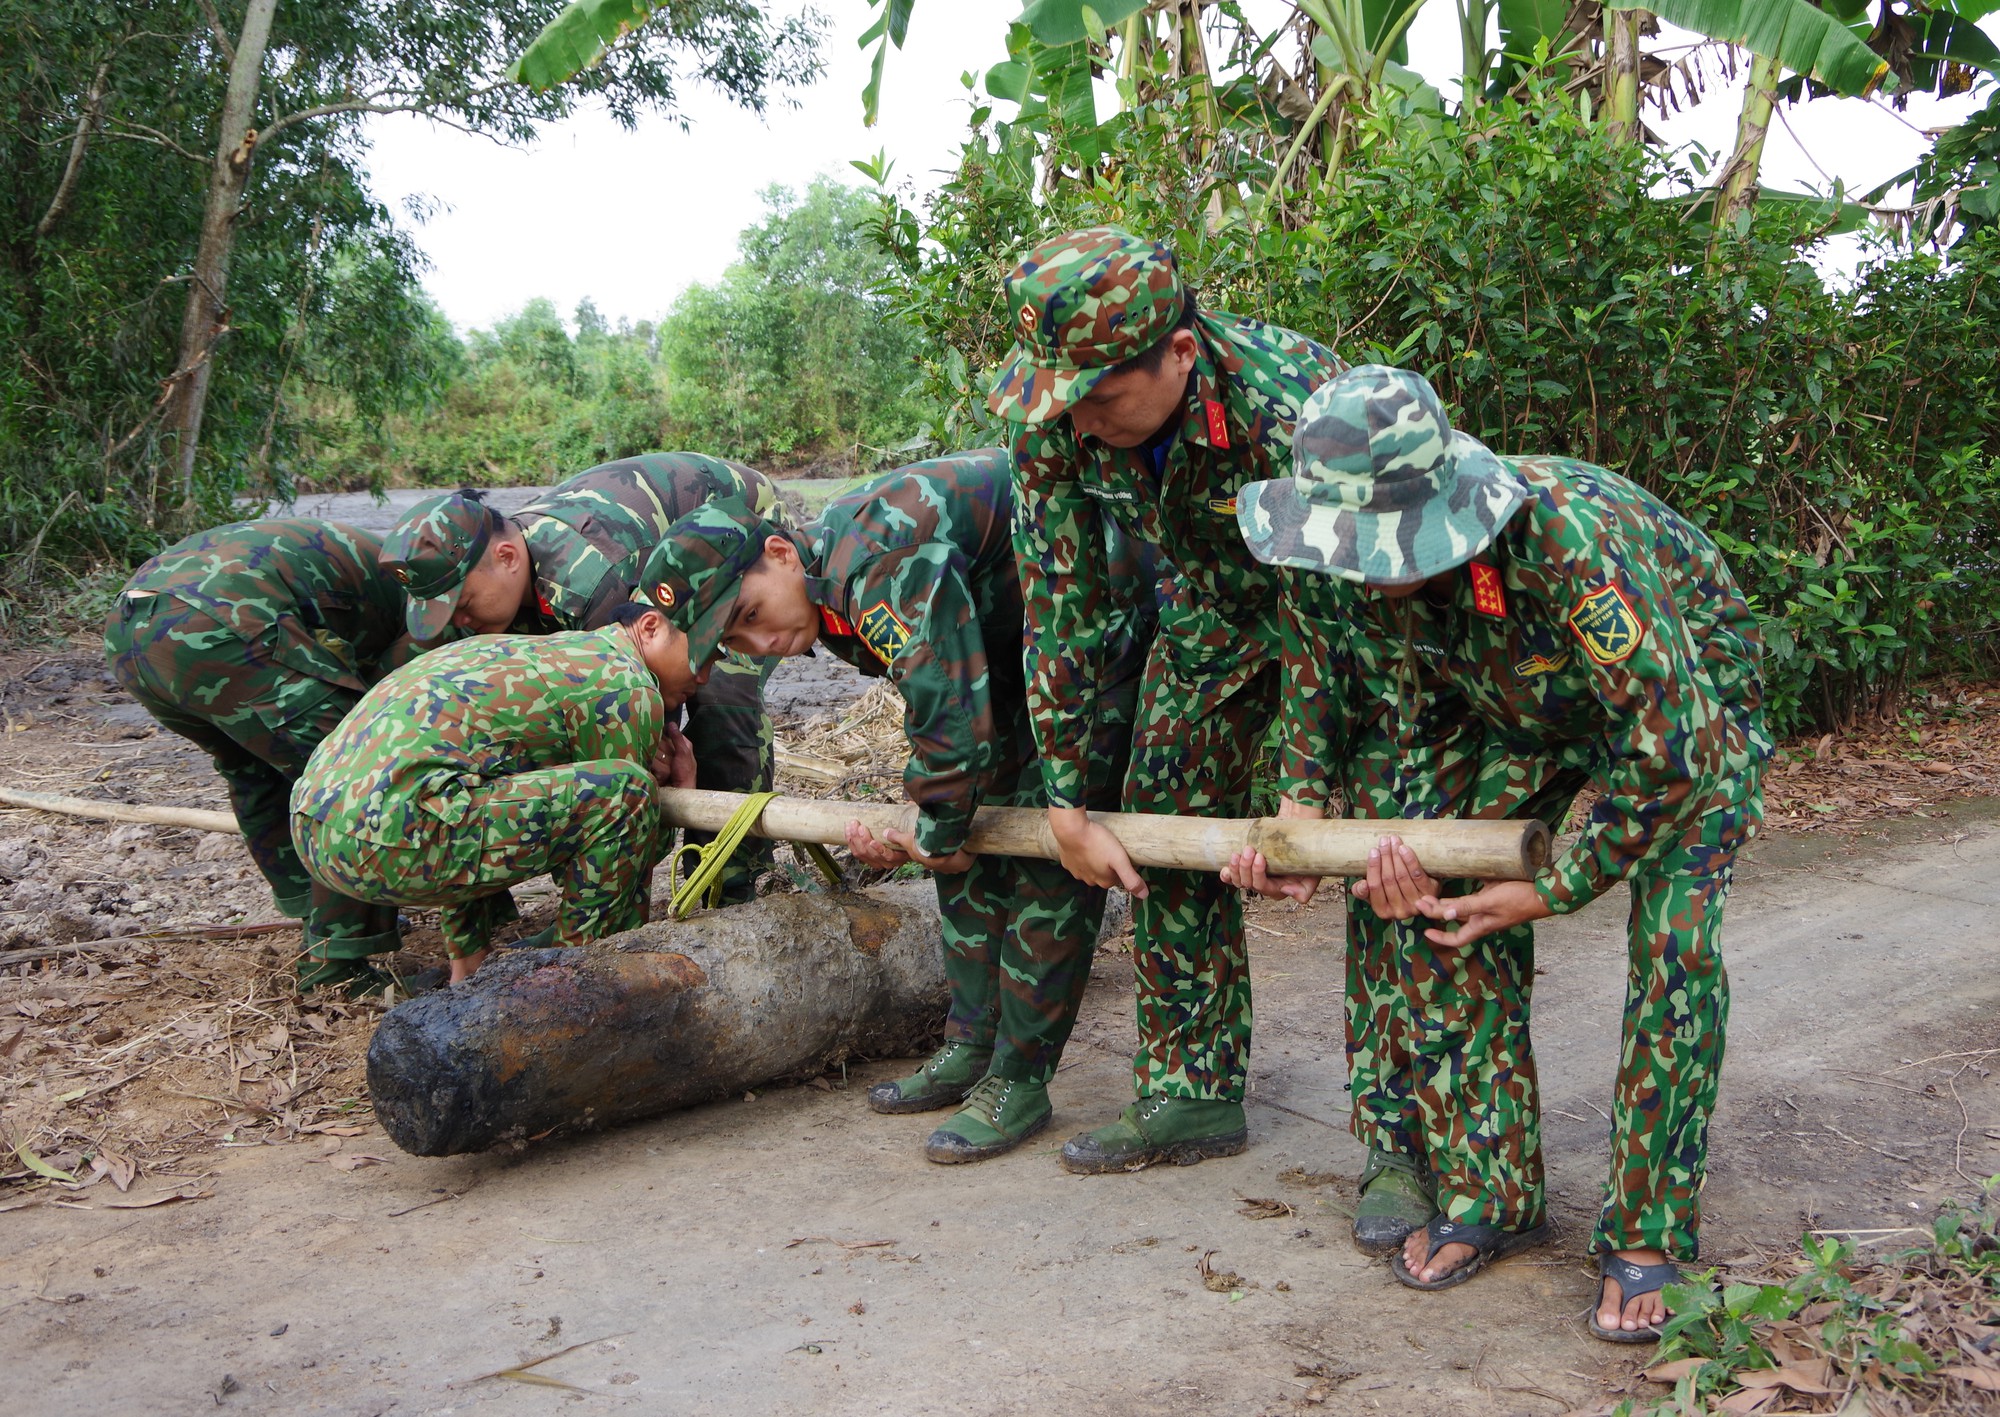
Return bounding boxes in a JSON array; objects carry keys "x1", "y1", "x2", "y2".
[{"x1": 665, "y1": 792, "x2": 845, "y2": 920}]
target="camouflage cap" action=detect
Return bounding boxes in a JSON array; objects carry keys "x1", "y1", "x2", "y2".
[
  {"x1": 987, "y1": 227, "x2": 1186, "y2": 425},
  {"x1": 1237, "y1": 365, "x2": 1527, "y2": 584},
  {"x1": 380, "y1": 492, "x2": 495, "y2": 639},
  {"x1": 633, "y1": 497, "x2": 789, "y2": 669}
]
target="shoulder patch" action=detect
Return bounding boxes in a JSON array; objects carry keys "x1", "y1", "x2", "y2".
[
  {"x1": 1568, "y1": 584, "x2": 1642, "y2": 665},
  {"x1": 1207, "y1": 497, "x2": 1238, "y2": 516},
  {"x1": 857, "y1": 601, "x2": 911, "y2": 666},
  {"x1": 1468, "y1": 561, "x2": 1506, "y2": 618}
]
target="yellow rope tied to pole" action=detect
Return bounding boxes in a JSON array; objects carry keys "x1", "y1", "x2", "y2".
[{"x1": 665, "y1": 791, "x2": 844, "y2": 920}]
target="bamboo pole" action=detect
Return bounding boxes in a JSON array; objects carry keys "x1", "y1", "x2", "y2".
[
  {"x1": 658, "y1": 789, "x2": 1550, "y2": 881},
  {"x1": 0, "y1": 785, "x2": 1552, "y2": 881},
  {"x1": 0, "y1": 786, "x2": 238, "y2": 834}
]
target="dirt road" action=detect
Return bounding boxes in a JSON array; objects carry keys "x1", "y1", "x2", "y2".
[{"x1": 4, "y1": 789, "x2": 1995, "y2": 1416}]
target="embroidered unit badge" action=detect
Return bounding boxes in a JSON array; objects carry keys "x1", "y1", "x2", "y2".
[
  {"x1": 1469, "y1": 561, "x2": 1507, "y2": 618},
  {"x1": 1514, "y1": 651, "x2": 1571, "y2": 677},
  {"x1": 857, "y1": 602, "x2": 912, "y2": 666},
  {"x1": 1569, "y1": 584, "x2": 1642, "y2": 664},
  {"x1": 1207, "y1": 497, "x2": 1238, "y2": 516}
]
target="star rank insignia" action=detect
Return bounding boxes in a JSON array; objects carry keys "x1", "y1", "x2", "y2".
[
  {"x1": 1469, "y1": 561, "x2": 1507, "y2": 618},
  {"x1": 1203, "y1": 399, "x2": 1231, "y2": 449}
]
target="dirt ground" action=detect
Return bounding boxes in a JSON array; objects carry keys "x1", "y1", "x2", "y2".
[{"x1": 2, "y1": 642, "x2": 1997, "y2": 1416}]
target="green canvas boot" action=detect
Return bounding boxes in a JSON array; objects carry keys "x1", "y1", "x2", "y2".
[
  {"x1": 1352, "y1": 1148, "x2": 1438, "y2": 1256},
  {"x1": 1059, "y1": 1095, "x2": 1248, "y2": 1174},
  {"x1": 866, "y1": 1041, "x2": 993, "y2": 1115},
  {"x1": 924, "y1": 1076, "x2": 1052, "y2": 1164}
]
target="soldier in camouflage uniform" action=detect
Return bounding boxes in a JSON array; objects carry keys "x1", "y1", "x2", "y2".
[
  {"x1": 289, "y1": 604, "x2": 704, "y2": 984},
  {"x1": 104, "y1": 520, "x2": 418, "y2": 993},
  {"x1": 381, "y1": 453, "x2": 788, "y2": 900},
  {"x1": 989, "y1": 226, "x2": 1346, "y2": 1171},
  {"x1": 632, "y1": 450, "x2": 1158, "y2": 1163},
  {"x1": 1226, "y1": 366, "x2": 1769, "y2": 1340}
]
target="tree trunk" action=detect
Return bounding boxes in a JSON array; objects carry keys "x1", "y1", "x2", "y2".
[
  {"x1": 1714, "y1": 50, "x2": 1780, "y2": 238},
  {"x1": 160, "y1": 0, "x2": 278, "y2": 527},
  {"x1": 1602, "y1": 6, "x2": 1642, "y2": 144}
]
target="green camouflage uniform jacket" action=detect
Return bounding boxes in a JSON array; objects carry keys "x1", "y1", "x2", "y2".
[
  {"x1": 803, "y1": 450, "x2": 1030, "y2": 858},
  {"x1": 291, "y1": 630, "x2": 664, "y2": 849},
  {"x1": 1276, "y1": 458, "x2": 1773, "y2": 910},
  {"x1": 511, "y1": 453, "x2": 783, "y2": 632},
  {"x1": 118, "y1": 519, "x2": 412, "y2": 691},
  {"x1": 1010, "y1": 312, "x2": 1344, "y2": 805}
]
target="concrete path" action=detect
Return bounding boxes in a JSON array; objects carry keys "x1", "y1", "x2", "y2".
[{"x1": 4, "y1": 806, "x2": 1996, "y2": 1417}]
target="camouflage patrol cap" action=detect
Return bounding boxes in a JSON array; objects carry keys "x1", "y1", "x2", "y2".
[
  {"x1": 1237, "y1": 366, "x2": 1527, "y2": 584},
  {"x1": 380, "y1": 492, "x2": 496, "y2": 639},
  {"x1": 633, "y1": 498, "x2": 790, "y2": 669},
  {"x1": 987, "y1": 227, "x2": 1186, "y2": 425}
]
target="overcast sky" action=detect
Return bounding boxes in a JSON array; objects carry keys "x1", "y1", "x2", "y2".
[{"x1": 363, "y1": 2, "x2": 1996, "y2": 334}]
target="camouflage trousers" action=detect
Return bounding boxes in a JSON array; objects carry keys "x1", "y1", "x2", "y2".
[
  {"x1": 1121, "y1": 621, "x2": 1277, "y2": 1103},
  {"x1": 104, "y1": 592, "x2": 399, "y2": 961},
  {"x1": 292, "y1": 761, "x2": 661, "y2": 959},
  {"x1": 938, "y1": 684, "x2": 1137, "y2": 1086},
  {"x1": 680, "y1": 653, "x2": 776, "y2": 898},
  {"x1": 1343, "y1": 720, "x2": 1755, "y2": 1259}
]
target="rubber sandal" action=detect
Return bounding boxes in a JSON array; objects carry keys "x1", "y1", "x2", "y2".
[
  {"x1": 1389, "y1": 1213, "x2": 1551, "y2": 1291},
  {"x1": 1589, "y1": 1252, "x2": 1682, "y2": 1343}
]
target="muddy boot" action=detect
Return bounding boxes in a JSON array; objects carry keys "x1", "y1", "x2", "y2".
[
  {"x1": 497, "y1": 926, "x2": 559, "y2": 951},
  {"x1": 925, "y1": 1076, "x2": 1051, "y2": 1164},
  {"x1": 1059, "y1": 1095, "x2": 1247, "y2": 1174},
  {"x1": 866, "y1": 1041, "x2": 992, "y2": 1115},
  {"x1": 297, "y1": 953, "x2": 395, "y2": 999},
  {"x1": 1352, "y1": 1148, "x2": 1438, "y2": 1257}
]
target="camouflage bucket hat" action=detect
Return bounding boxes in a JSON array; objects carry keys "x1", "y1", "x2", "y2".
[
  {"x1": 633, "y1": 498, "x2": 789, "y2": 670},
  {"x1": 380, "y1": 492, "x2": 495, "y2": 639},
  {"x1": 1237, "y1": 366, "x2": 1527, "y2": 584},
  {"x1": 987, "y1": 226, "x2": 1186, "y2": 425}
]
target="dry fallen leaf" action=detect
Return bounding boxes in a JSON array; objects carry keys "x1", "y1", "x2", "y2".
[
  {"x1": 88, "y1": 1149, "x2": 138, "y2": 1193},
  {"x1": 329, "y1": 1153, "x2": 389, "y2": 1172},
  {"x1": 1234, "y1": 1193, "x2": 1297, "y2": 1221},
  {"x1": 102, "y1": 1182, "x2": 212, "y2": 1209},
  {"x1": 1943, "y1": 1365, "x2": 2000, "y2": 1392}
]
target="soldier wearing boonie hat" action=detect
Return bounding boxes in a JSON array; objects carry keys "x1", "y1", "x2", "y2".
[
  {"x1": 989, "y1": 225, "x2": 1348, "y2": 1175},
  {"x1": 382, "y1": 452, "x2": 789, "y2": 903},
  {"x1": 638, "y1": 456, "x2": 1158, "y2": 1165},
  {"x1": 1227, "y1": 365, "x2": 1771, "y2": 1341}
]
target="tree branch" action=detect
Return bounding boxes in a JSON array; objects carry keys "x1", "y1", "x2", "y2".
[
  {"x1": 259, "y1": 79, "x2": 518, "y2": 143},
  {"x1": 99, "y1": 121, "x2": 209, "y2": 164},
  {"x1": 36, "y1": 56, "x2": 114, "y2": 237},
  {"x1": 193, "y1": 0, "x2": 237, "y2": 66}
]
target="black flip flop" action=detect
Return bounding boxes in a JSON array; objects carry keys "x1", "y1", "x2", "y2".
[
  {"x1": 1589, "y1": 1252, "x2": 1682, "y2": 1343},
  {"x1": 1389, "y1": 1213, "x2": 1552, "y2": 1291}
]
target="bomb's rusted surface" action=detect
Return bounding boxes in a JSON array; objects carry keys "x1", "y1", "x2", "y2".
[{"x1": 367, "y1": 886, "x2": 947, "y2": 1156}]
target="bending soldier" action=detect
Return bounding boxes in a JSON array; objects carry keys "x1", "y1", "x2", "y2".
[
  {"x1": 1227, "y1": 366, "x2": 1770, "y2": 1341},
  {"x1": 104, "y1": 520, "x2": 417, "y2": 994},
  {"x1": 289, "y1": 606, "x2": 704, "y2": 983},
  {"x1": 381, "y1": 452, "x2": 788, "y2": 901},
  {"x1": 990, "y1": 226, "x2": 1345, "y2": 1171},
  {"x1": 635, "y1": 450, "x2": 1157, "y2": 1163}
]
